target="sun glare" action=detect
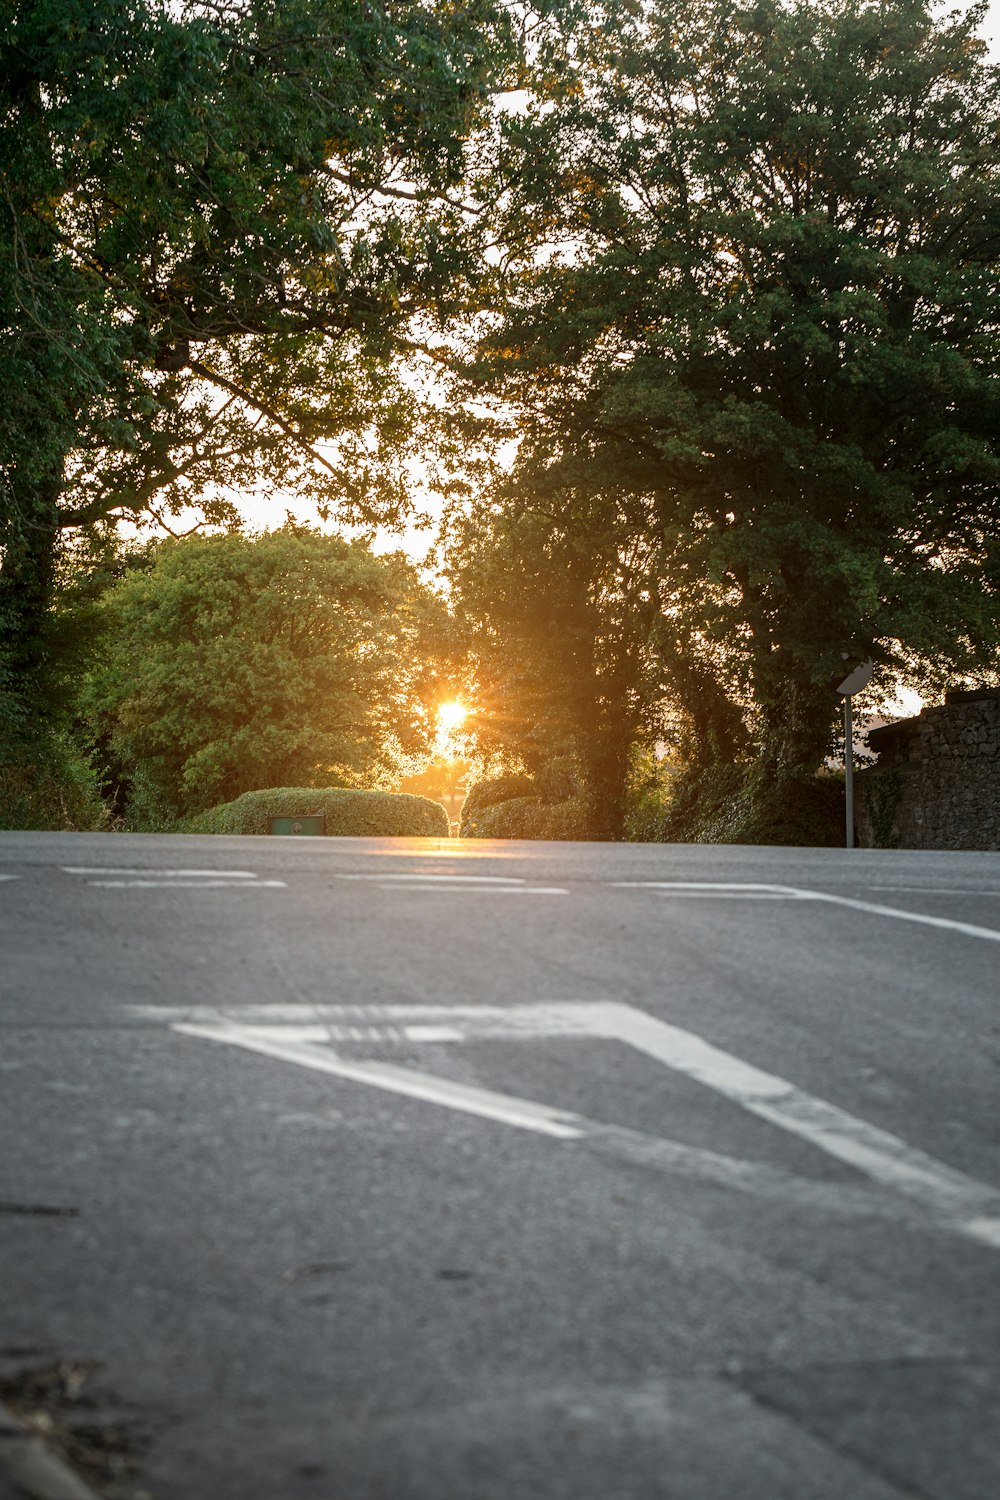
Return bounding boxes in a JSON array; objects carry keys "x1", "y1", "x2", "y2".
[{"x1": 436, "y1": 700, "x2": 468, "y2": 736}]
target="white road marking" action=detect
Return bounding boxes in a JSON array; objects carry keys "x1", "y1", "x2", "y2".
[
  {"x1": 174, "y1": 1023, "x2": 585, "y2": 1139},
  {"x1": 333, "y1": 873, "x2": 526, "y2": 884},
  {"x1": 866, "y1": 885, "x2": 1000, "y2": 897},
  {"x1": 372, "y1": 885, "x2": 569, "y2": 895},
  {"x1": 153, "y1": 1000, "x2": 1000, "y2": 1248},
  {"x1": 169, "y1": 1023, "x2": 920, "y2": 1224},
  {"x1": 0, "y1": 874, "x2": 18, "y2": 882},
  {"x1": 591, "y1": 1002, "x2": 1000, "y2": 1248},
  {"x1": 809, "y1": 891, "x2": 1000, "y2": 944},
  {"x1": 131, "y1": 1002, "x2": 607, "y2": 1037},
  {"x1": 63, "y1": 867, "x2": 259, "y2": 877},
  {"x1": 87, "y1": 879, "x2": 287, "y2": 889},
  {"x1": 613, "y1": 881, "x2": 1000, "y2": 944},
  {"x1": 612, "y1": 882, "x2": 812, "y2": 895},
  {"x1": 613, "y1": 891, "x2": 795, "y2": 900}
]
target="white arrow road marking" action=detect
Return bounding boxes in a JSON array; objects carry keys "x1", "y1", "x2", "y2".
[
  {"x1": 133, "y1": 1002, "x2": 614, "y2": 1037},
  {"x1": 152, "y1": 1001, "x2": 1000, "y2": 1249},
  {"x1": 176, "y1": 1023, "x2": 584, "y2": 1138},
  {"x1": 613, "y1": 881, "x2": 1000, "y2": 944},
  {"x1": 592, "y1": 1002, "x2": 1000, "y2": 1248},
  {"x1": 172, "y1": 1020, "x2": 921, "y2": 1225}
]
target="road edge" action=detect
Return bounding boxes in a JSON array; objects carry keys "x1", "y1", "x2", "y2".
[{"x1": 0, "y1": 1399, "x2": 104, "y2": 1500}]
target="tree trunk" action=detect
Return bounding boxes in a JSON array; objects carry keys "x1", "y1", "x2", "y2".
[{"x1": 581, "y1": 729, "x2": 630, "y2": 840}]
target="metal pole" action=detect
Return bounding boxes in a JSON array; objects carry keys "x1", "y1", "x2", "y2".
[{"x1": 844, "y1": 695, "x2": 854, "y2": 849}]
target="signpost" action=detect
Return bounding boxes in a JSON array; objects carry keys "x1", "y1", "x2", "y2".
[{"x1": 836, "y1": 660, "x2": 873, "y2": 849}]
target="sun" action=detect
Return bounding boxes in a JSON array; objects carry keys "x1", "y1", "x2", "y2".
[{"x1": 436, "y1": 700, "x2": 468, "y2": 737}]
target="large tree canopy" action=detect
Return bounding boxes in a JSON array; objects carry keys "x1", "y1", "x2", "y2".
[
  {"x1": 455, "y1": 0, "x2": 1000, "y2": 831},
  {"x1": 86, "y1": 526, "x2": 450, "y2": 824},
  {"x1": 0, "y1": 0, "x2": 513, "y2": 720}
]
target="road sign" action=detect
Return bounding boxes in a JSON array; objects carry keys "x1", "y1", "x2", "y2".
[
  {"x1": 269, "y1": 816, "x2": 326, "y2": 836},
  {"x1": 837, "y1": 659, "x2": 873, "y2": 696}
]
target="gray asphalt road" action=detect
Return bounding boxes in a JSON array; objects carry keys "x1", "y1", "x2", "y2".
[{"x1": 1, "y1": 831, "x2": 999, "y2": 1500}]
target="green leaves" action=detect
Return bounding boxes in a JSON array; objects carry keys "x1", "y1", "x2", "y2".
[
  {"x1": 461, "y1": 0, "x2": 1000, "y2": 789},
  {"x1": 1, "y1": 0, "x2": 515, "y2": 725},
  {"x1": 85, "y1": 526, "x2": 451, "y2": 824}
]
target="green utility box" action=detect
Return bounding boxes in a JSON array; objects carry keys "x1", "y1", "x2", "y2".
[{"x1": 269, "y1": 815, "x2": 326, "y2": 836}]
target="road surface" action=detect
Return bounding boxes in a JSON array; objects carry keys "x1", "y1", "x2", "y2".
[{"x1": 1, "y1": 832, "x2": 998, "y2": 1500}]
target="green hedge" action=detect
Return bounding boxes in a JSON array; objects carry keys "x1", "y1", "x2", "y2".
[
  {"x1": 460, "y1": 777, "x2": 590, "y2": 839},
  {"x1": 460, "y1": 773, "x2": 537, "y2": 832},
  {"x1": 181, "y1": 786, "x2": 449, "y2": 837}
]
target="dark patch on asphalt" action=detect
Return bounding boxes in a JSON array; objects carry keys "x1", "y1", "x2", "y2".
[
  {"x1": 0, "y1": 1357, "x2": 150, "y2": 1497},
  {"x1": 282, "y1": 1260, "x2": 353, "y2": 1283},
  {"x1": 0, "y1": 1201, "x2": 79, "y2": 1217}
]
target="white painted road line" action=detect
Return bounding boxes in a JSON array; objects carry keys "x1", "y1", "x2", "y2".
[
  {"x1": 592, "y1": 1002, "x2": 1000, "y2": 1248},
  {"x1": 88, "y1": 879, "x2": 288, "y2": 889},
  {"x1": 613, "y1": 881, "x2": 1000, "y2": 944},
  {"x1": 63, "y1": 868, "x2": 260, "y2": 877},
  {"x1": 332, "y1": 873, "x2": 570, "y2": 892},
  {"x1": 333, "y1": 873, "x2": 527, "y2": 884},
  {"x1": 804, "y1": 890, "x2": 1000, "y2": 945},
  {"x1": 174, "y1": 1023, "x2": 585, "y2": 1139},
  {"x1": 0, "y1": 874, "x2": 18, "y2": 882},
  {"x1": 131, "y1": 1002, "x2": 609, "y2": 1037},
  {"x1": 866, "y1": 885, "x2": 1000, "y2": 897},
  {"x1": 612, "y1": 882, "x2": 814, "y2": 895},
  {"x1": 168, "y1": 1021, "x2": 951, "y2": 1230},
  {"x1": 371, "y1": 885, "x2": 570, "y2": 895},
  {"x1": 160, "y1": 1001, "x2": 1000, "y2": 1249}
]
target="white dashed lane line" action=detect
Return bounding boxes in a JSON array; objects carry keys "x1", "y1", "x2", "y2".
[
  {"x1": 61, "y1": 867, "x2": 286, "y2": 889},
  {"x1": 332, "y1": 873, "x2": 567, "y2": 894},
  {"x1": 88, "y1": 879, "x2": 288, "y2": 889},
  {"x1": 333, "y1": 873, "x2": 528, "y2": 883}
]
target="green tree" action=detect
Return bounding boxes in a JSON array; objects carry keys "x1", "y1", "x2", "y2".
[
  {"x1": 0, "y1": 0, "x2": 514, "y2": 728},
  {"x1": 462, "y1": 0, "x2": 1000, "y2": 835},
  {"x1": 86, "y1": 526, "x2": 450, "y2": 825}
]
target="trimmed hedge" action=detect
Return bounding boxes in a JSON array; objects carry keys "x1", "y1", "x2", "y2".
[
  {"x1": 181, "y1": 786, "x2": 449, "y2": 837},
  {"x1": 459, "y1": 773, "x2": 537, "y2": 832},
  {"x1": 460, "y1": 774, "x2": 590, "y2": 840}
]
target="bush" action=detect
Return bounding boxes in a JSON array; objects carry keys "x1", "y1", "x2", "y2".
[
  {"x1": 460, "y1": 781, "x2": 590, "y2": 840},
  {"x1": 652, "y1": 763, "x2": 844, "y2": 846},
  {"x1": 180, "y1": 786, "x2": 449, "y2": 838},
  {"x1": 460, "y1": 774, "x2": 537, "y2": 832},
  {"x1": 0, "y1": 729, "x2": 107, "y2": 831}
]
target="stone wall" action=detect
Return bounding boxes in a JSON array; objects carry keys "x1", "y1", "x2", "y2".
[{"x1": 855, "y1": 688, "x2": 1000, "y2": 850}]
